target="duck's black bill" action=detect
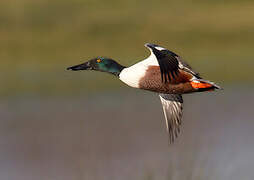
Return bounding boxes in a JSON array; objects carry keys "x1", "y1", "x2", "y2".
[{"x1": 67, "y1": 62, "x2": 90, "y2": 71}]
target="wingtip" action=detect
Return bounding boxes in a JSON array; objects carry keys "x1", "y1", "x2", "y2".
[
  {"x1": 144, "y1": 43, "x2": 160, "y2": 49},
  {"x1": 213, "y1": 84, "x2": 223, "y2": 90}
]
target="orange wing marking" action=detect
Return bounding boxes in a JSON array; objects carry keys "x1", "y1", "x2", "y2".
[{"x1": 190, "y1": 81, "x2": 213, "y2": 89}]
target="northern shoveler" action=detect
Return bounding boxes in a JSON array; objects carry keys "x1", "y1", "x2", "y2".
[{"x1": 67, "y1": 43, "x2": 221, "y2": 143}]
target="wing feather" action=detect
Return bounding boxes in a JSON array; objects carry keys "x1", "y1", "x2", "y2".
[
  {"x1": 145, "y1": 43, "x2": 201, "y2": 82},
  {"x1": 159, "y1": 94, "x2": 183, "y2": 143}
]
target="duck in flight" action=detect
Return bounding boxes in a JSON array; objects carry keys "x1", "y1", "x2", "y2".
[{"x1": 67, "y1": 43, "x2": 221, "y2": 143}]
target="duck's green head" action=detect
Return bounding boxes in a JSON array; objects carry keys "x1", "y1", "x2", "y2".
[{"x1": 67, "y1": 57, "x2": 125, "y2": 76}]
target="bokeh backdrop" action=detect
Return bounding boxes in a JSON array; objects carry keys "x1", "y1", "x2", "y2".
[
  {"x1": 0, "y1": 0, "x2": 254, "y2": 180},
  {"x1": 1, "y1": 0, "x2": 254, "y2": 97}
]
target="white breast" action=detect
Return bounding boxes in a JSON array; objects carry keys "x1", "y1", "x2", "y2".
[{"x1": 119, "y1": 52, "x2": 159, "y2": 88}]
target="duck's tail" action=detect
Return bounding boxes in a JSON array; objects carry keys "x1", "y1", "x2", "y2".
[{"x1": 190, "y1": 79, "x2": 222, "y2": 92}]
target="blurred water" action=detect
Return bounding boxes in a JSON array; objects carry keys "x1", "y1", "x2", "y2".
[{"x1": 0, "y1": 87, "x2": 253, "y2": 180}]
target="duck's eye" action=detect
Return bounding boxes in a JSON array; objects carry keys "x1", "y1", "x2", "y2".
[{"x1": 97, "y1": 59, "x2": 102, "y2": 63}]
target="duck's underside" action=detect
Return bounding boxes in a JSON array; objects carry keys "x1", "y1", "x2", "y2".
[{"x1": 138, "y1": 65, "x2": 216, "y2": 94}]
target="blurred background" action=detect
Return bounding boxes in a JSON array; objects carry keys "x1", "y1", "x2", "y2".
[{"x1": 0, "y1": 0, "x2": 254, "y2": 179}]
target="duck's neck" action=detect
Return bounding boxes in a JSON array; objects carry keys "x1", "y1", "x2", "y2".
[{"x1": 103, "y1": 62, "x2": 126, "y2": 76}]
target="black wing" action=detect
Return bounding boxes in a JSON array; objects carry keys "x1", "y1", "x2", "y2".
[
  {"x1": 167, "y1": 50, "x2": 201, "y2": 78},
  {"x1": 157, "y1": 50, "x2": 180, "y2": 83},
  {"x1": 145, "y1": 43, "x2": 180, "y2": 83},
  {"x1": 145, "y1": 43, "x2": 200, "y2": 83}
]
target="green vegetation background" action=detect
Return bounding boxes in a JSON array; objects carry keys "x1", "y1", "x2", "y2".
[{"x1": 1, "y1": 0, "x2": 253, "y2": 97}]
